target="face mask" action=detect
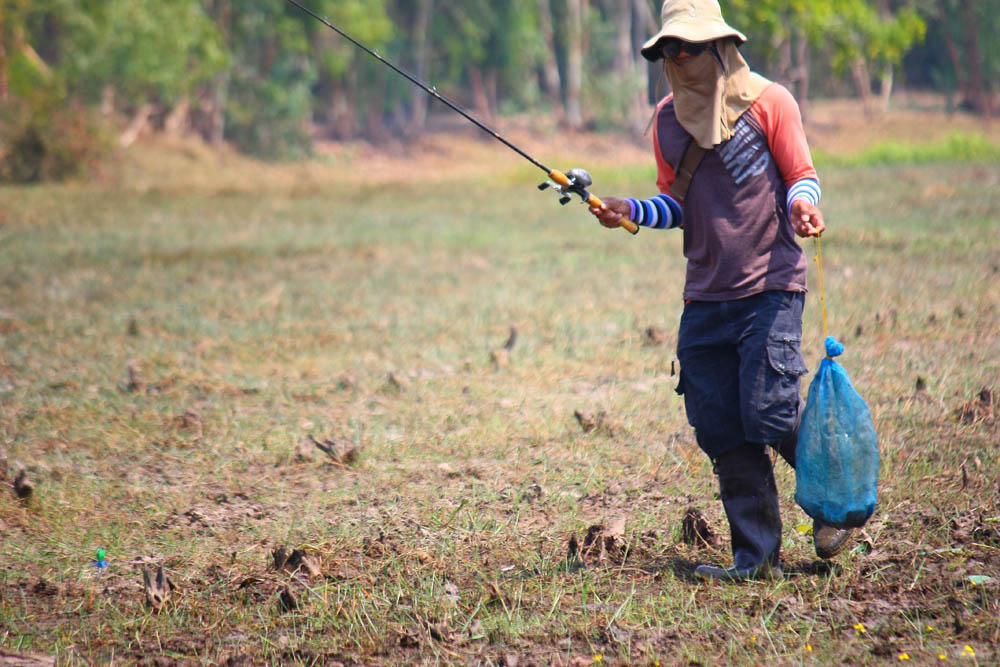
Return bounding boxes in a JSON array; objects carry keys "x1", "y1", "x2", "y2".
[{"x1": 663, "y1": 41, "x2": 771, "y2": 149}]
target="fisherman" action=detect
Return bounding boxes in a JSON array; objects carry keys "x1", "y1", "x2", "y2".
[{"x1": 590, "y1": 0, "x2": 854, "y2": 581}]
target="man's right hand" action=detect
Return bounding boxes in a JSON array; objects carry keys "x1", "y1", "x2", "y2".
[{"x1": 589, "y1": 197, "x2": 632, "y2": 229}]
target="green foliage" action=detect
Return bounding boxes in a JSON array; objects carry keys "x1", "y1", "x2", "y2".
[
  {"x1": 727, "y1": 0, "x2": 926, "y2": 76},
  {"x1": 816, "y1": 1, "x2": 926, "y2": 75},
  {"x1": 814, "y1": 132, "x2": 1000, "y2": 167},
  {"x1": 223, "y1": 3, "x2": 319, "y2": 159},
  {"x1": 0, "y1": 0, "x2": 989, "y2": 167},
  {"x1": 0, "y1": 89, "x2": 110, "y2": 183},
  {"x1": 27, "y1": 0, "x2": 227, "y2": 108}
]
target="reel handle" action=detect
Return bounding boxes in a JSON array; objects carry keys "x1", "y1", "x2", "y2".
[{"x1": 548, "y1": 170, "x2": 639, "y2": 235}]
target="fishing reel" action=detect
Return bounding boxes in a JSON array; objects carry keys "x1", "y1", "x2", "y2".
[{"x1": 538, "y1": 168, "x2": 594, "y2": 206}]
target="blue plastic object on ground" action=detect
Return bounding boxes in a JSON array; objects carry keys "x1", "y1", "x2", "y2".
[{"x1": 794, "y1": 337, "x2": 879, "y2": 528}]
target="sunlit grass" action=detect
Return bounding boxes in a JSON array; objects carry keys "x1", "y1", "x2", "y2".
[{"x1": 1, "y1": 154, "x2": 998, "y2": 663}]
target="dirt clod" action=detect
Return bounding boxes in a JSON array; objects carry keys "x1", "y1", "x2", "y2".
[
  {"x1": 573, "y1": 410, "x2": 605, "y2": 434},
  {"x1": 386, "y1": 372, "x2": 410, "y2": 392},
  {"x1": 956, "y1": 387, "x2": 995, "y2": 425},
  {"x1": 272, "y1": 547, "x2": 322, "y2": 583},
  {"x1": 142, "y1": 565, "x2": 174, "y2": 611},
  {"x1": 503, "y1": 326, "x2": 518, "y2": 351},
  {"x1": 309, "y1": 435, "x2": 359, "y2": 465},
  {"x1": 173, "y1": 409, "x2": 203, "y2": 438},
  {"x1": 13, "y1": 469, "x2": 33, "y2": 500},
  {"x1": 125, "y1": 361, "x2": 143, "y2": 393},
  {"x1": 490, "y1": 348, "x2": 510, "y2": 370},
  {"x1": 681, "y1": 507, "x2": 720, "y2": 548},
  {"x1": 278, "y1": 586, "x2": 298, "y2": 612},
  {"x1": 643, "y1": 326, "x2": 669, "y2": 347},
  {"x1": 0, "y1": 650, "x2": 55, "y2": 666},
  {"x1": 32, "y1": 579, "x2": 58, "y2": 597},
  {"x1": 569, "y1": 518, "x2": 629, "y2": 566}
]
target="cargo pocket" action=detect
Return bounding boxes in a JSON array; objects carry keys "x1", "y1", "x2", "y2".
[
  {"x1": 757, "y1": 331, "x2": 808, "y2": 433},
  {"x1": 765, "y1": 332, "x2": 808, "y2": 379}
]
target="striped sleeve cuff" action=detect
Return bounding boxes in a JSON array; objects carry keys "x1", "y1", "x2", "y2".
[
  {"x1": 624, "y1": 193, "x2": 683, "y2": 230},
  {"x1": 787, "y1": 178, "x2": 822, "y2": 210}
]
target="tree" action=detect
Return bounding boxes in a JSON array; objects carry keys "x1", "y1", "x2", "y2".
[
  {"x1": 564, "y1": 0, "x2": 587, "y2": 129},
  {"x1": 727, "y1": 0, "x2": 925, "y2": 115},
  {"x1": 816, "y1": 0, "x2": 926, "y2": 114},
  {"x1": 917, "y1": 0, "x2": 999, "y2": 116}
]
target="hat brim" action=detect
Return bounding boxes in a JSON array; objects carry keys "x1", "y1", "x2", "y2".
[{"x1": 641, "y1": 26, "x2": 747, "y2": 62}]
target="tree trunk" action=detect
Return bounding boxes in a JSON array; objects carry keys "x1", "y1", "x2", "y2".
[
  {"x1": 207, "y1": 73, "x2": 229, "y2": 144},
  {"x1": 330, "y1": 74, "x2": 358, "y2": 139},
  {"x1": 164, "y1": 96, "x2": 191, "y2": 136},
  {"x1": 467, "y1": 65, "x2": 492, "y2": 122},
  {"x1": 0, "y1": 13, "x2": 8, "y2": 103},
  {"x1": 120, "y1": 104, "x2": 154, "y2": 148},
  {"x1": 365, "y1": 65, "x2": 389, "y2": 142},
  {"x1": 851, "y1": 58, "x2": 873, "y2": 117},
  {"x1": 960, "y1": 0, "x2": 993, "y2": 117},
  {"x1": 485, "y1": 68, "x2": 498, "y2": 119},
  {"x1": 634, "y1": 0, "x2": 662, "y2": 106},
  {"x1": 938, "y1": 0, "x2": 968, "y2": 106},
  {"x1": 408, "y1": 0, "x2": 433, "y2": 134},
  {"x1": 776, "y1": 36, "x2": 792, "y2": 84},
  {"x1": 879, "y1": 64, "x2": 893, "y2": 113},
  {"x1": 564, "y1": 0, "x2": 586, "y2": 130},
  {"x1": 538, "y1": 0, "x2": 564, "y2": 120},
  {"x1": 204, "y1": 0, "x2": 231, "y2": 145},
  {"x1": 101, "y1": 85, "x2": 115, "y2": 117},
  {"x1": 794, "y1": 30, "x2": 810, "y2": 122},
  {"x1": 612, "y1": 0, "x2": 645, "y2": 135}
]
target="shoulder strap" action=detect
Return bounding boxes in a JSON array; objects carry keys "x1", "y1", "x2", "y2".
[{"x1": 669, "y1": 139, "x2": 708, "y2": 201}]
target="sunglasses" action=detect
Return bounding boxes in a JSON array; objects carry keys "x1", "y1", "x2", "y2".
[{"x1": 661, "y1": 39, "x2": 710, "y2": 61}]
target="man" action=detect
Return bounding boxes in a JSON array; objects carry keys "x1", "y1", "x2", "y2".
[{"x1": 590, "y1": 0, "x2": 853, "y2": 581}]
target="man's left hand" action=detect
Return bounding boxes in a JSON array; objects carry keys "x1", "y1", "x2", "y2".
[{"x1": 790, "y1": 200, "x2": 826, "y2": 238}]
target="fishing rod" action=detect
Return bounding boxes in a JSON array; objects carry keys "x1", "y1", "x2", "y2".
[{"x1": 284, "y1": 0, "x2": 639, "y2": 235}]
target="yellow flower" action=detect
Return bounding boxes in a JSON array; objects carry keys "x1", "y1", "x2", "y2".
[
  {"x1": 593, "y1": 656, "x2": 602, "y2": 663},
  {"x1": 806, "y1": 644, "x2": 813, "y2": 653},
  {"x1": 963, "y1": 645, "x2": 975, "y2": 657},
  {"x1": 926, "y1": 625, "x2": 934, "y2": 631},
  {"x1": 854, "y1": 622, "x2": 866, "y2": 635},
  {"x1": 751, "y1": 635, "x2": 757, "y2": 643},
  {"x1": 938, "y1": 654, "x2": 947, "y2": 660},
  {"x1": 899, "y1": 654, "x2": 910, "y2": 661}
]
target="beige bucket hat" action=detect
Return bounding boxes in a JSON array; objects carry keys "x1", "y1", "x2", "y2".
[{"x1": 641, "y1": 0, "x2": 747, "y2": 62}]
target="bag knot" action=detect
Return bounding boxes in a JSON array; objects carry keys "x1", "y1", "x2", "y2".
[{"x1": 825, "y1": 336, "x2": 845, "y2": 358}]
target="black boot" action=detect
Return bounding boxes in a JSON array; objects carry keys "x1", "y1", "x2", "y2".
[
  {"x1": 694, "y1": 561, "x2": 783, "y2": 581},
  {"x1": 696, "y1": 443, "x2": 783, "y2": 581}
]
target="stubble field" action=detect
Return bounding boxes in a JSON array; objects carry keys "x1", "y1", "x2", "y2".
[{"x1": 1, "y1": 118, "x2": 999, "y2": 665}]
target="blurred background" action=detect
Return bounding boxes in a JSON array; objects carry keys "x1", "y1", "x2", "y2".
[{"x1": 0, "y1": 0, "x2": 997, "y2": 181}]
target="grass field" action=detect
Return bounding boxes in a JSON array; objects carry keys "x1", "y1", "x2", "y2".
[{"x1": 1, "y1": 124, "x2": 999, "y2": 665}]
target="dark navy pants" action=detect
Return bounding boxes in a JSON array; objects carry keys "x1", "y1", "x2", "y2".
[{"x1": 676, "y1": 291, "x2": 808, "y2": 568}]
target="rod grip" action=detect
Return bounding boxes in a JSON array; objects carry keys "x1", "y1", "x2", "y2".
[
  {"x1": 547, "y1": 170, "x2": 639, "y2": 235},
  {"x1": 587, "y1": 194, "x2": 639, "y2": 235}
]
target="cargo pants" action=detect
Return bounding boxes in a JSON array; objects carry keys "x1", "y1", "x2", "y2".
[{"x1": 676, "y1": 290, "x2": 808, "y2": 569}]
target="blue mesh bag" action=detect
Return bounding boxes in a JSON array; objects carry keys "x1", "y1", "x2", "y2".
[{"x1": 794, "y1": 336, "x2": 879, "y2": 528}]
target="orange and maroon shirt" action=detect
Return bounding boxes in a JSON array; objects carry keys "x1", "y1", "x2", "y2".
[{"x1": 626, "y1": 82, "x2": 821, "y2": 302}]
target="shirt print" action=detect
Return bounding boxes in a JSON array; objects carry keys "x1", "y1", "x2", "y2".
[{"x1": 716, "y1": 118, "x2": 771, "y2": 186}]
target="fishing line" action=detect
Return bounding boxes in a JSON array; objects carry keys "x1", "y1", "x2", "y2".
[{"x1": 284, "y1": 0, "x2": 638, "y2": 234}]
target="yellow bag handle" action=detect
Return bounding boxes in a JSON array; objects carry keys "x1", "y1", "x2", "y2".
[{"x1": 814, "y1": 236, "x2": 831, "y2": 344}]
